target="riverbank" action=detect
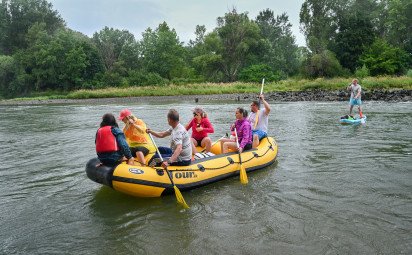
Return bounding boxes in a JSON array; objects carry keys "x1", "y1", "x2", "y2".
[
  {"x1": 1, "y1": 89, "x2": 411, "y2": 105},
  {"x1": 1, "y1": 76, "x2": 411, "y2": 105}
]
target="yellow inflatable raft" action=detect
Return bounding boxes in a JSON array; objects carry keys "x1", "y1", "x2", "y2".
[{"x1": 86, "y1": 137, "x2": 278, "y2": 197}]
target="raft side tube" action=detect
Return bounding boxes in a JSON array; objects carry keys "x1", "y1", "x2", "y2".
[{"x1": 86, "y1": 158, "x2": 115, "y2": 188}]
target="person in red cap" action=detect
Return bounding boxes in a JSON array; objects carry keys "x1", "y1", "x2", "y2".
[
  {"x1": 185, "y1": 107, "x2": 214, "y2": 153},
  {"x1": 119, "y1": 109, "x2": 155, "y2": 165},
  {"x1": 95, "y1": 113, "x2": 134, "y2": 166}
]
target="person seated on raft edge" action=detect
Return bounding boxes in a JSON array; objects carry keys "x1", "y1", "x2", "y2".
[
  {"x1": 220, "y1": 107, "x2": 253, "y2": 154},
  {"x1": 119, "y1": 108, "x2": 155, "y2": 165},
  {"x1": 248, "y1": 94, "x2": 271, "y2": 148},
  {"x1": 185, "y1": 107, "x2": 214, "y2": 153},
  {"x1": 95, "y1": 113, "x2": 134, "y2": 167},
  {"x1": 146, "y1": 109, "x2": 192, "y2": 170}
]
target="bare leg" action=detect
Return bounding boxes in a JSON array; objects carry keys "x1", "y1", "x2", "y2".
[
  {"x1": 223, "y1": 142, "x2": 238, "y2": 154},
  {"x1": 220, "y1": 138, "x2": 233, "y2": 154},
  {"x1": 252, "y1": 134, "x2": 259, "y2": 148},
  {"x1": 349, "y1": 104, "x2": 354, "y2": 115},
  {"x1": 135, "y1": 151, "x2": 145, "y2": 165},
  {"x1": 190, "y1": 138, "x2": 198, "y2": 154},
  {"x1": 201, "y1": 137, "x2": 212, "y2": 153}
]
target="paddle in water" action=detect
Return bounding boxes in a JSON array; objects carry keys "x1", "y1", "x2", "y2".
[
  {"x1": 234, "y1": 128, "x2": 248, "y2": 184},
  {"x1": 148, "y1": 134, "x2": 189, "y2": 209}
]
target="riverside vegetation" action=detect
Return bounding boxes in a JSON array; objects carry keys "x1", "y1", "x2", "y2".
[{"x1": 0, "y1": 0, "x2": 411, "y2": 100}]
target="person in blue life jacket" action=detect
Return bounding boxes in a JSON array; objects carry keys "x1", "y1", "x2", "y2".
[
  {"x1": 95, "y1": 113, "x2": 135, "y2": 167},
  {"x1": 347, "y1": 78, "x2": 363, "y2": 118}
]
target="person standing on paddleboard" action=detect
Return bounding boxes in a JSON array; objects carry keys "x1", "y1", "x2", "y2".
[{"x1": 347, "y1": 78, "x2": 363, "y2": 117}]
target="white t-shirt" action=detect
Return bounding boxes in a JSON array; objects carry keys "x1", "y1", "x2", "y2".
[
  {"x1": 166, "y1": 123, "x2": 192, "y2": 161},
  {"x1": 247, "y1": 108, "x2": 269, "y2": 133},
  {"x1": 350, "y1": 84, "x2": 362, "y2": 99}
]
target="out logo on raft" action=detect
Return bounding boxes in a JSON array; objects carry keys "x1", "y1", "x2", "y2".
[
  {"x1": 175, "y1": 172, "x2": 197, "y2": 179},
  {"x1": 129, "y1": 168, "x2": 145, "y2": 174}
]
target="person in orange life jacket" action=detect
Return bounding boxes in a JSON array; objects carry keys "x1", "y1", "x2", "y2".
[
  {"x1": 220, "y1": 107, "x2": 253, "y2": 153},
  {"x1": 95, "y1": 113, "x2": 134, "y2": 167},
  {"x1": 185, "y1": 107, "x2": 214, "y2": 153},
  {"x1": 147, "y1": 109, "x2": 192, "y2": 170},
  {"x1": 119, "y1": 109, "x2": 155, "y2": 165},
  {"x1": 248, "y1": 94, "x2": 271, "y2": 148}
]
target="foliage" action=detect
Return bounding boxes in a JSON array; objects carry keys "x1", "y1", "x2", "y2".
[
  {"x1": 92, "y1": 27, "x2": 138, "y2": 71},
  {"x1": 407, "y1": 69, "x2": 412, "y2": 78},
  {"x1": 127, "y1": 71, "x2": 167, "y2": 86},
  {"x1": 360, "y1": 39, "x2": 410, "y2": 76},
  {"x1": 355, "y1": 65, "x2": 370, "y2": 79},
  {"x1": 139, "y1": 22, "x2": 186, "y2": 80},
  {"x1": 256, "y1": 10, "x2": 299, "y2": 76},
  {"x1": 302, "y1": 50, "x2": 344, "y2": 78},
  {"x1": 238, "y1": 64, "x2": 282, "y2": 83},
  {"x1": 214, "y1": 8, "x2": 261, "y2": 81},
  {"x1": 0, "y1": 0, "x2": 64, "y2": 54}
]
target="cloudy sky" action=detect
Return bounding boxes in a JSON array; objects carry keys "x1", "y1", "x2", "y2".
[{"x1": 48, "y1": 0, "x2": 306, "y2": 46}]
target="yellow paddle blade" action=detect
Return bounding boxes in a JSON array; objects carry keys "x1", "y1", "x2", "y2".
[
  {"x1": 240, "y1": 165, "x2": 248, "y2": 185},
  {"x1": 173, "y1": 185, "x2": 189, "y2": 209}
]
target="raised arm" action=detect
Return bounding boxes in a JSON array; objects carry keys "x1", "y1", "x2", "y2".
[{"x1": 259, "y1": 94, "x2": 271, "y2": 115}]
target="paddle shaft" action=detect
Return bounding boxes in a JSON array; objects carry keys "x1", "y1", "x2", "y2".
[
  {"x1": 148, "y1": 133, "x2": 176, "y2": 185},
  {"x1": 234, "y1": 128, "x2": 243, "y2": 163}
]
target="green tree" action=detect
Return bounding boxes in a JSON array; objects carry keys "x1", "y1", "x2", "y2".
[
  {"x1": 214, "y1": 8, "x2": 261, "y2": 81},
  {"x1": 332, "y1": 9, "x2": 376, "y2": 72},
  {"x1": 360, "y1": 39, "x2": 410, "y2": 75},
  {"x1": 18, "y1": 23, "x2": 104, "y2": 92},
  {"x1": 139, "y1": 22, "x2": 186, "y2": 80},
  {"x1": 256, "y1": 9, "x2": 299, "y2": 76},
  {"x1": 384, "y1": 0, "x2": 412, "y2": 54},
  {"x1": 302, "y1": 49, "x2": 344, "y2": 77},
  {"x1": 299, "y1": 0, "x2": 346, "y2": 53},
  {"x1": 0, "y1": 0, "x2": 64, "y2": 54},
  {"x1": 92, "y1": 27, "x2": 138, "y2": 71}
]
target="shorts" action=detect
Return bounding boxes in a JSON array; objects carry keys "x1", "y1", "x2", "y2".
[
  {"x1": 349, "y1": 98, "x2": 362, "y2": 106},
  {"x1": 130, "y1": 146, "x2": 149, "y2": 156},
  {"x1": 242, "y1": 143, "x2": 252, "y2": 151},
  {"x1": 252, "y1": 130, "x2": 267, "y2": 140},
  {"x1": 193, "y1": 137, "x2": 205, "y2": 146}
]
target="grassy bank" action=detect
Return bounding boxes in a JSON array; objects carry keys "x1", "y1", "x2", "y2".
[{"x1": 8, "y1": 76, "x2": 412, "y2": 100}]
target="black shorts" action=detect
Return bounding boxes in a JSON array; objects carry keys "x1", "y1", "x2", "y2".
[
  {"x1": 130, "y1": 146, "x2": 149, "y2": 156},
  {"x1": 243, "y1": 143, "x2": 252, "y2": 151},
  {"x1": 193, "y1": 138, "x2": 204, "y2": 146}
]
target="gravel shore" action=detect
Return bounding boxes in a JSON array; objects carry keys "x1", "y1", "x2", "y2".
[{"x1": 1, "y1": 89, "x2": 411, "y2": 105}]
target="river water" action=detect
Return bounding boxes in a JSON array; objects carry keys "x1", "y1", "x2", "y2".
[{"x1": 0, "y1": 100, "x2": 411, "y2": 254}]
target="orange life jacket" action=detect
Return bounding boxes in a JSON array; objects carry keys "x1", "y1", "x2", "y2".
[{"x1": 95, "y1": 126, "x2": 119, "y2": 153}]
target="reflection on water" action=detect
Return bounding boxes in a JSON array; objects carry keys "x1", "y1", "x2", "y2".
[{"x1": 0, "y1": 101, "x2": 411, "y2": 254}]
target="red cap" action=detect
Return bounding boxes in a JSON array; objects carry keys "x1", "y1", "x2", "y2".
[{"x1": 118, "y1": 109, "x2": 132, "y2": 120}]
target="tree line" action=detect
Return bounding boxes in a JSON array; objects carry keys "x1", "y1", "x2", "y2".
[{"x1": 0, "y1": 0, "x2": 411, "y2": 98}]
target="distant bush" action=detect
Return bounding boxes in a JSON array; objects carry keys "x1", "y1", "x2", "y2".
[
  {"x1": 355, "y1": 65, "x2": 370, "y2": 78},
  {"x1": 127, "y1": 71, "x2": 168, "y2": 86},
  {"x1": 239, "y1": 64, "x2": 282, "y2": 82},
  {"x1": 407, "y1": 69, "x2": 412, "y2": 78}
]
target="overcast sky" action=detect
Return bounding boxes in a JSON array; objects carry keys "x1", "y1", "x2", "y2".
[{"x1": 48, "y1": 0, "x2": 306, "y2": 46}]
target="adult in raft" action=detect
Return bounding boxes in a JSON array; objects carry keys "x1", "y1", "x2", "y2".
[
  {"x1": 247, "y1": 94, "x2": 271, "y2": 148},
  {"x1": 95, "y1": 113, "x2": 134, "y2": 166},
  {"x1": 347, "y1": 78, "x2": 363, "y2": 117},
  {"x1": 220, "y1": 107, "x2": 252, "y2": 153},
  {"x1": 147, "y1": 109, "x2": 192, "y2": 169},
  {"x1": 118, "y1": 109, "x2": 155, "y2": 165},
  {"x1": 185, "y1": 107, "x2": 214, "y2": 153}
]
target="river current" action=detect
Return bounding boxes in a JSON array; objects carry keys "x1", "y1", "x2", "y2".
[{"x1": 0, "y1": 100, "x2": 411, "y2": 254}]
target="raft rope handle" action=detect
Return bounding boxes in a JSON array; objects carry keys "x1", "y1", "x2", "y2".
[{"x1": 152, "y1": 145, "x2": 273, "y2": 172}]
